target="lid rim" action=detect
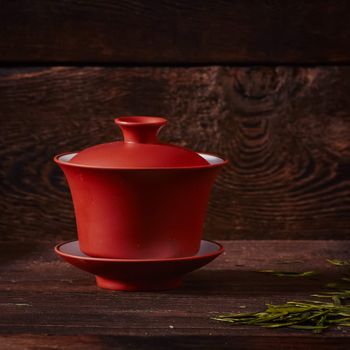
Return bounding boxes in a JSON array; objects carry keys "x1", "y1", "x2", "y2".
[{"x1": 54, "y1": 152, "x2": 228, "y2": 170}]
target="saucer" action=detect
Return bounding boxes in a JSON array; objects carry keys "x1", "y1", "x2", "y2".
[{"x1": 55, "y1": 240, "x2": 224, "y2": 291}]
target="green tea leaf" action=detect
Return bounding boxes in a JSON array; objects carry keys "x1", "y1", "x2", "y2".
[
  {"x1": 258, "y1": 270, "x2": 317, "y2": 277},
  {"x1": 213, "y1": 299, "x2": 350, "y2": 333},
  {"x1": 214, "y1": 256, "x2": 350, "y2": 333},
  {"x1": 327, "y1": 259, "x2": 350, "y2": 266},
  {"x1": 275, "y1": 260, "x2": 304, "y2": 265},
  {"x1": 290, "y1": 325, "x2": 328, "y2": 330}
]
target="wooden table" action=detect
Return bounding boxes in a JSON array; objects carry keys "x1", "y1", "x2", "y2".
[{"x1": 1, "y1": 240, "x2": 350, "y2": 349}]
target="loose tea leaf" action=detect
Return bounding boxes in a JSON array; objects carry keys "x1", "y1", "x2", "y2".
[
  {"x1": 312, "y1": 290, "x2": 350, "y2": 302},
  {"x1": 213, "y1": 300, "x2": 350, "y2": 333},
  {"x1": 214, "y1": 257, "x2": 350, "y2": 333},
  {"x1": 327, "y1": 259, "x2": 350, "y2": 266},
  {"x1": 258, "y1": 270, "x2": 317, "y2": 277},
  {"x1": 275, "y1": 260, "x2": 304, "y2": 265}
]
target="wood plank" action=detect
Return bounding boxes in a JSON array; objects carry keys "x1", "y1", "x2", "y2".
[
  {"x1": 1, "y1": 334, "x2": 349, "y2": 350},
  {"x1": 1, "y1": 241, "x2": 350, "y2": 349},
  {"x1": 1, "y1": 66, "x2": 350, "y2": 240},
  {"x1": 1, "y1": 0, "x2": 350, "y2": 64}
]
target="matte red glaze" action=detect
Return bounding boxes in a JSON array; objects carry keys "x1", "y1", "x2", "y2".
[
  {"x1": 55, "y1": 240, "x2": 224, "y2": 291},
  {"x1": 70, "y1": 116, "x2": 208, "y2": 168},
  {"x1": 54, "y1": 116, "x2": 227, "y2": 259}
]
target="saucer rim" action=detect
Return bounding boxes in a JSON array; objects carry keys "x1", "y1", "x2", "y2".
[{"x1": 55, "y1": 239, "x2": 224, "y2": 263}]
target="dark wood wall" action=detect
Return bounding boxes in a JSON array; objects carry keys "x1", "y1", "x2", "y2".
[{"x1": 1, "y1": 1, "x2": 350, "y2": 241}]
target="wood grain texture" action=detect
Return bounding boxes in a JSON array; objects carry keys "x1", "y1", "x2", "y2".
[
  {"x1": 1, "y1": 240, "x2": 350, "y2": 349},
  {"x1": 1, "y1": 0, "x2": 350, "y2": 64},
  {"x1": 1, "y1": 66, "x2": 350, "y2": 241}
]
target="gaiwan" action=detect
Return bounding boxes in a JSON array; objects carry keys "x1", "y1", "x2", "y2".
[{"x1": 54, "y1": 116, "x2": 227, "y2": 259}]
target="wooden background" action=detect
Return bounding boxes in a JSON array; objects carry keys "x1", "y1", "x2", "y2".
[{"x1": 1, "y1": 0, "x2": 350, "y2": 241}]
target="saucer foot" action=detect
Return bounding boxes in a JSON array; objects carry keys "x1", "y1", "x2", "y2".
[{"x1": 96, "y1": 276, "x2": 182, "y2": 291}]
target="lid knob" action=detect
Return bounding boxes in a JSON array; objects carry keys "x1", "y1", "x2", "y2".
[{"x1": 115, "y1": 116, "x2": 167, "y2": 144}]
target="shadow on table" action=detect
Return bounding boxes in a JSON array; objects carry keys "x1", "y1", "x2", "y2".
[
  {"x1": 176, "y1": 269, "x2": 341, "y2": 297},
  {"x1": 0, "y1": 241, "x2": 39, "y2": 266},
  {"x1": 94, "y1": 334, "x2": 349, "y2": 350}
]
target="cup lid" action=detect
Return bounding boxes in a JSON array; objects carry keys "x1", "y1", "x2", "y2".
[{"x1": 69, "y1": 116, "x2": 209, "y2": 168}]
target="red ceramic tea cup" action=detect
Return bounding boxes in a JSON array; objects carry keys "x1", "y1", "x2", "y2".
[{"x1": 55, "y1": 117, "x2": 227, "y2": 259}]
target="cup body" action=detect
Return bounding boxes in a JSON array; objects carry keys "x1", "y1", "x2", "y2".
[{"x1": 56, "y1": 154, "x2": 225, "y2": 259}]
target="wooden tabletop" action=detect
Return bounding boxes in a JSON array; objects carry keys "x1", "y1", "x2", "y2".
[{"x1": 1, "y1": 240, "x2": 350, "y2": 349}]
